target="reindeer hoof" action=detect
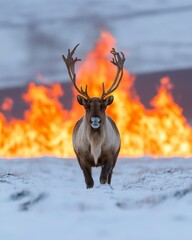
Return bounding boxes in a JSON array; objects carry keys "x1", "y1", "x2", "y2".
[
  {"x1": 86, "y1": 180, "x2": 94, "y2": 189},
  {"x1": 100, "y1": 176, "x2": 107, "y2": 184}
]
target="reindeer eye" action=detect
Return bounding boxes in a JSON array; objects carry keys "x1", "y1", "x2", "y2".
[
  {"x1": 101, "y1": 104, "x2": 106, "y2": 110},
  {"x1": 85, "y1": 104, "x2": 90, "y2": 111}
]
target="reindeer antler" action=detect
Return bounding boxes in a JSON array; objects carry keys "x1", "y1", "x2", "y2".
[
  {"x1": 62, "y1": 44, "x2": 90, "y2": 100},
  {"x1": 100, "y1": 48, "x2": 125, "y2": 100}
]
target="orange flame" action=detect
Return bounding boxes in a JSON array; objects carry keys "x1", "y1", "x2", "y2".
[
  {"x1": 1, "y1": 97, "x2": 13, "y2": 111},
  {"x1": 0, "y1": 31, "x2": 192, "y2": 158}
]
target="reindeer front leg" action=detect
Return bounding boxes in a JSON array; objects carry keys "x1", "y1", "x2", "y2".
[
  {"x1": 82, "y1": 165, "x2": 94, "y2": 189},
  {"x1": 107, "y1": 148, "x2": 120, "y2": 184},
  {"x1": 100, "y1": 159, "x2": 113, "y2": 185},
  {"x1": 75, "y1": 151, "x2": 94, "y2": 188}
]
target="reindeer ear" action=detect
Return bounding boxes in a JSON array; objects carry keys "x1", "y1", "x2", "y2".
[
  {"x1": 77, "y1": 95, "x2": 87, "y2": 106},
  {"x1": 104, "y1": 95, "x2": 114, "y2": 106}
]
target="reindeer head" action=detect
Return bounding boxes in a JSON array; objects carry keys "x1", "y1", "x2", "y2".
[
  {"x1": 62, "y1": 45, "x2": 125, "y2": 129},
  {"x1": 76, "y1": 96, "x2": 114, "y2": 129}
]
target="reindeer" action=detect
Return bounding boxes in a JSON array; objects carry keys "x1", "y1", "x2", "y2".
[{"x1": 62, "y1": 44, "x2": 125, "y2": 188}]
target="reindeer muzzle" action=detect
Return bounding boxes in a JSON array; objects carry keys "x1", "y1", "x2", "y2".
[{"x1": 90, "y1": 116, "x2": 101, "y2": 129}]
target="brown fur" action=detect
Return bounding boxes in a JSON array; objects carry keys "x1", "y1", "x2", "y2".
[
  {"x1": 73, "y1": 97, "x2": 120, "y2": 188},
  {"x1": 62, "y1": 45, "x2": 125, "y2": 188}
]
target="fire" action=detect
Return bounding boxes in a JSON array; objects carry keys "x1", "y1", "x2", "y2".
[
  {"x1": 1, "y1": 97, "x2": 13, "y2": 111},
  {"x1": 0, "y1": 31, "x2": 192, "y2": 158}
]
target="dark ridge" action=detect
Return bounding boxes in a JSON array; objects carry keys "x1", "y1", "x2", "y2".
[
  {"x1": 0, "y1": 68, "x2": 192, "y2": 120},
  {"x1": 135, "y1": 68, "x2": 192, "y2": 120}
]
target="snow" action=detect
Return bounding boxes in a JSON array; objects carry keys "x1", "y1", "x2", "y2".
[{"x1": 1, "y1": 157, "x2": 192, "y2": 240}]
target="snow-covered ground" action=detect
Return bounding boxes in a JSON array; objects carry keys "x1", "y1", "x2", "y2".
[{"x1": 1, "y1": 157, "x2": 192, "y2": 240}]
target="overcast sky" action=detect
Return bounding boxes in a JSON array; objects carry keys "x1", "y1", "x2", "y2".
[
  {"x1": 0, "y1": 0, "x2": 192, "y2": 120},
  {"x1": 0, "y1": 0, "x2": 192, "y2": 88}
]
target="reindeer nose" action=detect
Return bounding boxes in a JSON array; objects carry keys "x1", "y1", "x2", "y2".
[{"x1": 90, "y1": 116, "x2": 101, "y2": 129}]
